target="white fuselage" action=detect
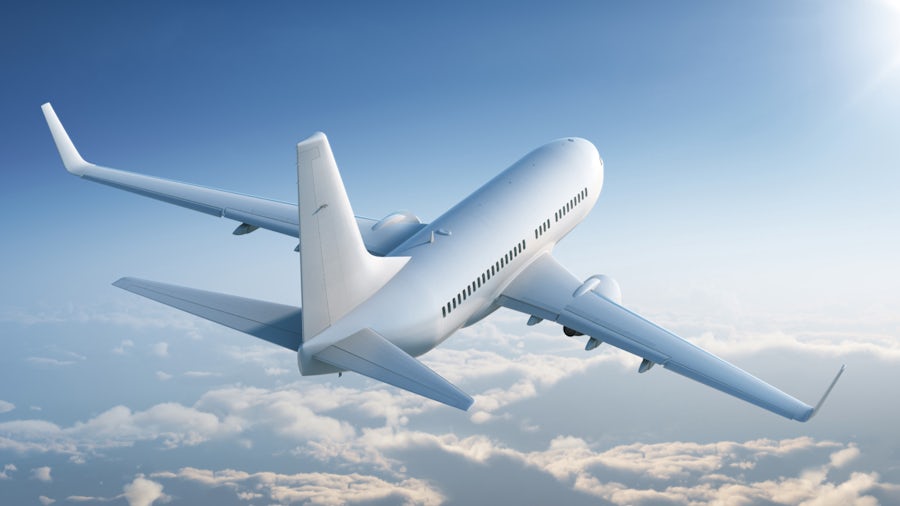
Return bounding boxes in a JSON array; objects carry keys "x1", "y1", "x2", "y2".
[{"x1": 298, "y1": 138, "x2": 603, "y2": 374}]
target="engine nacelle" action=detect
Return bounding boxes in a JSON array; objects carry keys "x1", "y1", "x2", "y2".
[
  {"x1": 573, "y1": 274, "x2": 621, "y2": 304},
  {"x1": 359, "y1": 211, "x2": 426, "y2": 255}
]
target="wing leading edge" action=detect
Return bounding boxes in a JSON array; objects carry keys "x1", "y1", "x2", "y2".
[{"x1": 499, "y1": 254, "x2": 842, "y2": 422}]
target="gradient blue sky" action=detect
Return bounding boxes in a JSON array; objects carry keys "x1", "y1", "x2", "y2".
[{"x1": 2, "y1": 2, "x2": 900, "y2": 505}]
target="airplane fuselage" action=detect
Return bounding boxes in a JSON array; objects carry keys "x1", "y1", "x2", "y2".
[{"x1": 298, "y1": 138, "x2": 603, "y2": 373}]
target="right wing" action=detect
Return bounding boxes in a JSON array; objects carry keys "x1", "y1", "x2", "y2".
[
  {"x1": 42, "y1": 103, "x2": 425, "y2": 255},
  {"x1": 499, "y1": 254, "x2": 843, "y2": 422}
]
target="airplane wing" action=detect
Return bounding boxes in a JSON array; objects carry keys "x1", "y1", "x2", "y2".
[
  {"x1": 498, "y1": 253, "x2": 843, "y2": 422},
  {"x1": 41, "y1": 103, "x2": 424, "y2": 255},
  {"x1": 314, "y1": 328, "x2": 474, "y2": 410}
]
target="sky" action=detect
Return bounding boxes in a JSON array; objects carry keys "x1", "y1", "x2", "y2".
[{"x1": 2, "y1": 1, "x2": 900, "y2": 505}]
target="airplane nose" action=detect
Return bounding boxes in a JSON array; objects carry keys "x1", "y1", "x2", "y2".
[{"x1": 565, "y1": 137, "x2": 601, "y2": 164}]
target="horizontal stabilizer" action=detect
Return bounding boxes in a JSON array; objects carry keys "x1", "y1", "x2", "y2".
[
  {"x1": 113, "y1": 277, "x2": 302, "y2": 351},
  {"x1": 313, "y1": 328, "x2": 473, "y2": 410}
]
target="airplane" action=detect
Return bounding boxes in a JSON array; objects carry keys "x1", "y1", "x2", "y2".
[{"x1": 41, "y1": 103, "x2": 844, "y2": 421}]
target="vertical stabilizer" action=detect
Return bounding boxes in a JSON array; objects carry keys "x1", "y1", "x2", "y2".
[{"x1": 297, "y1": 133, "x2": 409, "y2": 340}]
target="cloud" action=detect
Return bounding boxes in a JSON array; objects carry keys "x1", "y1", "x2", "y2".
[
  {"x1": 264, "y1": 367, "x2": 290, "y2": 376},
  {"x1": 194, "y1": 385, "x2": 357, "y2": 442},
  {"x1": 153, "y1": 467, "x2": 443, "y2": 506},
  {"x1": 38, "y1": 496, "x2": 55, "y2": 505},
  {"x1": 0, "y1": 402, "x2": 240, "y2": 460},
  {"x1": 0, "y1": 463, "x2": 16, "y2": 479},
  {"x1": 421, "y1": 345, "x2": 621, "y2": 423},
  {"x1": 0, "y1": 400, "x2": 14, "y2": 414},
  {"x1": 32, "y1": 466, "x2": 52, "y2": 482},
  {"x1": 26, "y1": 357, "x2": 75, "y2": 367},
  {"x1": 0, "y1": 384, "x2": 363, "y2": 461},
  {"x1": 113, "y1": 339, "x2": 134, "y2": 355},
  {"x1": 122, "y1": 475, "x2": 169, "y2": 506},
  {"x1": 829, "y1": 445, "x2": 861, "y2": 469},
  {"x1": 183, "y1": 371, "x2": 220, "y2": 378},
  {"x1": 155, "y1": 371, "x2": 172, "y2": 381},
  {"x1": 67, "y1": 475, "x2": 169, "y2": 506},
  {"x1": 151, "y1": 342, "x2": 168, "y2": 358},
  {"x1": 352, "y1": 429, "x2": 891, "y2": 505}
]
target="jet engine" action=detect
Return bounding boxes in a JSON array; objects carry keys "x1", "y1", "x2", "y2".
[
  {"x1": 563, "y1": 274, "x2": 622, "y2": 342},
  {"x1": 359, "y1": 211, "x2": 427, "y2": 255},
  {"x1": 573, "y1": 274, "x2": 621, "y2": 304}
]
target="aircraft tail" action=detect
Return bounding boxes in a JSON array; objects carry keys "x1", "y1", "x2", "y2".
[{"x1": 297, "y1": 133, "x2": 408, "y2": 340}]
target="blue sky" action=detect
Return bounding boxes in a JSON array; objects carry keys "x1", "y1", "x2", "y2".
[{"x1": 2, "y1": 1, "x2": 900, "y2": 505}]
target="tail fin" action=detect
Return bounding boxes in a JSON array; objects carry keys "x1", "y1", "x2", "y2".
[
  {"x1": 41, "y1": 103, "x2": 91, "y2": 175},
  {"x1": 297, "y1": 133, "x2": 408, "y2": 340}
]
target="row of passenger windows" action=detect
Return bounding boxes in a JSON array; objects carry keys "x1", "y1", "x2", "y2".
[
  {"x1": 442, "y1": 238, "x2": 527, "y2": 318},
  {"x1": 534, "y1": 218, "x2": 551, "y2": 240},
  {"x1": 554, "y1": 187, "x2": 589, "y2": 223}
]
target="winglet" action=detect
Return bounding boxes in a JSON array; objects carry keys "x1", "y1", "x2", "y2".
[
  {"x1": 798, "y1": 364, "x2": 845, "y2": 422},
  {"x1": 41, "y1": 103, "x2": 91, "y2": 175}
]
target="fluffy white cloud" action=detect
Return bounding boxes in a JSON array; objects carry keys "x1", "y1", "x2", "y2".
[
  {"x1": 153, "y1": 467, "x2": 443, "y2": 506},
  {"x1": 0, "y1": 400, "x2": 14, "y2": 413},
  {"x1": 0, "y1": 463, "x2": 17, "y2": 479},
  {"x1": 32, "y1": 466, "x2": 52, "y2": 482},
  {"x1": 66, "y1": 475, "x2": 169, "y2": 506},
  {"x1": 122, "y1": 475, "x2": 169, "y2": 506},
  {"x1": 194, "y1": 385, "x2": 357, "y2": 442},
  {"x1": 155, "y1": 371, "x2": 172, "y2": 381},
  {"x1": 0, "y1": 402, "x2": 240, "y2": 460},
  {"x1": 38, "y1": 496, "x2": 55, "y2": 505},
  {"x1": 331, "y1": 429, "x2": 889, "y2": 506}
]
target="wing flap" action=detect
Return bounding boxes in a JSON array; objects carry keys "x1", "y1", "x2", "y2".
[
  {"x1": 500, "y1": 254, "x2": 828, "y2": 422},
  {"x1": 113, "y1": 277, "x2": 302, "y2": 351},
  {"x1": 314, "y1": 328, "x2": 473, "y2": 410}
]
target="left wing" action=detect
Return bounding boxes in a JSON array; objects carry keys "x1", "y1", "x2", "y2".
[
  {"x1": 499, "y1": 254, "x2": 843, "y2": 422},
  {"x1": 42, "y1": 103, "x2": 426, "y2": 254},
  {"x1": 42, "y1": 103, "x2": 300, "y2": 237}
]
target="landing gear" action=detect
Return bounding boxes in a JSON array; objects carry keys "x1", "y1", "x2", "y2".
[{"x1": 563, "y1": 326, "x2": 583, "y2": 337}]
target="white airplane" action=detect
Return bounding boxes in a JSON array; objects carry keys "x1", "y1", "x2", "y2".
[{"x1": 42, "y1": 103, "x2": 843, "y2": 421}]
